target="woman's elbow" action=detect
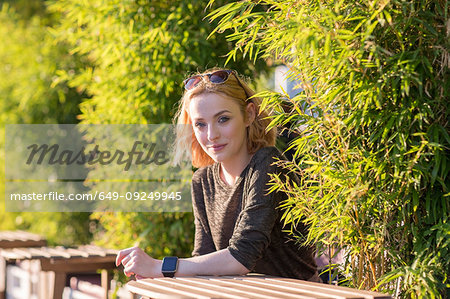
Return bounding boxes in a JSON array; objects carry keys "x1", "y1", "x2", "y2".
[
  {"x1": 226, "y1": 248, "x2": 251, "y2": 275},
  {"x1": 238, "y1": 267, "x2": 250, "y2": 275},
  {"x1": 234, "y1": 262, "x2": 250, "y2": 275}
]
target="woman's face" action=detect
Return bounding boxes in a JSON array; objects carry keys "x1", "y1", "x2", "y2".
[{"x1": 189, "y1": 92, "x2": 253, "y2": 166}]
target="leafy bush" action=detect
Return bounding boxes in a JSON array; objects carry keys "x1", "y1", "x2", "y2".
[
  {"x1": 47, "y1": 0, "x2": 267, "y2": 261},
  {"x1": 47, "y1": 0, "x2": 267, "y2": 124},
  {"x1": 0, "y1": 3, "x2": 91, "y2": 246},
  {"x1": 207, "y1": 0, "x2": 449, "y2": 297}
]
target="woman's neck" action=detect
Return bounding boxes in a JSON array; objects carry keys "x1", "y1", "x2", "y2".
[{"x1": 219, "y1": 152, "x2": 253, "y2": 186}]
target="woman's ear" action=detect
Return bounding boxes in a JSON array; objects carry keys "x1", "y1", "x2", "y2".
[{"x1": 245, "y1": 102, "x2": 256, "y2": 127}]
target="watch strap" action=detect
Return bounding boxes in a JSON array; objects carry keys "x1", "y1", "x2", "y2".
[{"x1": 163, "y1": 271, "x2": 175, "y2": 278}]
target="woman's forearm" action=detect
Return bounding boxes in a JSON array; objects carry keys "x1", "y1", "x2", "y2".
[
  {"x1": 175, "y1": 248, "x2": 249, "y2": 277},
  {"x1": 117, "y1": 246, "x2": 249, "y2": 278}
]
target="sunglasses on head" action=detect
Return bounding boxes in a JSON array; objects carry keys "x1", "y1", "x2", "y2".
[{"x1": 183, "y1": 70, "x2": 236, "y2": 90}]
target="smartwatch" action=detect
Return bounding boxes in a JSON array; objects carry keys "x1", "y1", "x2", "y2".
[{"x1": 161, "y1": 256, "x2": 178, "y2": 278}]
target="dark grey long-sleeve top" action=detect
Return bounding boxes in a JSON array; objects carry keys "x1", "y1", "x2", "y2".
[{"x1": 191, "y1": 146, "x2": 320, "y2": 281}]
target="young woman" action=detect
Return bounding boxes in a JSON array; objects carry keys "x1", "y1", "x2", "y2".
[{"x1": 116, "y1": 68, "x2": 320, "y2": 281}]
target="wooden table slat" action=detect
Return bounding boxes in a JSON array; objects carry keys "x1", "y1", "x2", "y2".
[
  {"x1": 264, "y1": 278, "x2": 392, "y2": 299},
  {"x1": 127, "y1": 282, "x2": 187, "y2": 299},
  {"x1": 237, "y1": 277, "x2": 363, "y2": 299},
  {"x1": 128, "y1": 280, "x2": 214, "y2": 299},
  {"x1": 0, "y1": 231, "x2": 20, "y2": 241},
  {"x1": 176, "y1": 277, "x2": 325, "y2": 299},
  {"x1": 44, "y1": 247, "x2": 73, "y2": 259},
  {"x1": 0, "y1": 240, "x2": 47, "y2": 248},
  {"x1": 0, "y1": 250, "x2": 25, "y2": 260},
  {"x1": 128, "y1": 276, "x2": 391, "y2": 299},
  {"x1": 63, "y1": 247, "x2": 90, "y2": 258},
  {"x1": 76, "y1": 245, "x2": 106, "y2": 256},
  {"x1": 203, "y1": 278, "x2": 327, "y2": 299},
  {"x1": 14, "y1": 231, "x2": 43, "y2": 241},
  {"x1": 0, "y1": 232, "x2": 15, "y2": 241},
  {"x1": 0, "y1": 231, "x2": 47, "y2": 249},
  {"x1": 1, "y1": 246, "x2": 96, "y2": 260},
  {"x1": 77, "y1": 245, "x2": 117, "y2": 257},
  {"x1": 146, "y1": 278, "x2": 258, "y2": 299},
  {"x1": 20, "y1": 247, "x2": 53, "y2": 259},
  {"x1": 155, "y1": 277, "x2": 281, "y2": 299},
  {"x1": 0, "y1": 245, "x2": 119, "y2": 262},
  {"x1": 161, "y1": 278, "x2": 258, "y2": 299},
  {"x1": 10, "y1": 248, "x2": 33, "y2": 259},
  {"x1": 0, "y1": 231, "x2": 43, "y2": 241},
  {"x1": 29, "y1": 247, "x2": 61, "y2": 258},
  {"x1": 102, "y1": 247, "x2": 120, "y2": 255},
  {"x1": 0, "y1": 232, "x2": 11, "y2": 239}
]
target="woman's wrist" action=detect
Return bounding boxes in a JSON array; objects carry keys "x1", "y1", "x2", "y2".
[
  {"x1": 154, "y1": 259, "x2": 164, "y2": 278},
  {"x1": 135, "y1": 258, "x2": 164, "y2": 279}
]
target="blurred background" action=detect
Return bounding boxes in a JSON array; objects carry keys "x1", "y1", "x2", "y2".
[{"x1": 0, "y1": 0, "x2": 272, "y2": 249}]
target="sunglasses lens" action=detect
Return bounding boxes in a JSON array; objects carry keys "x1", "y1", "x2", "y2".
[
  {"x1": 184, "y1": 70, "x2": 233, "y2": 90},
  {"x1": 184, "y1": 76, "x2": 202, "y2": 90},
  {"x1": 209, "y1": 71, "x2": 230, "y2": 83}
]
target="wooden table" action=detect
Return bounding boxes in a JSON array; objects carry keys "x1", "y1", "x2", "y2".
[
  {"x1": 0, "y1": 231, "x2": 47, "y2": 249},
  {"x1": 0, "y1": 244, "x2": 118, "y2": 299},
  {"x1": 127, "y1": 274, "x2": 391, "y2": 299},
  {"x1": 0, "y1": 230, "x2": 47, "y2": 299}
]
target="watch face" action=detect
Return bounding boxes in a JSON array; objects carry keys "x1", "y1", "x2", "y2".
[{"x1": 162, "y1": 256, "x2": 178, "y2": 272}]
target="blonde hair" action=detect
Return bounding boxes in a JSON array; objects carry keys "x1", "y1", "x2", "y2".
[{"x1": 173, "y1": 68, "x2": 277, "y2": 168}]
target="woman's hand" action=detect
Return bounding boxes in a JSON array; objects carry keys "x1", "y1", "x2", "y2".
[{"x1": 116, "y1": 246, "x2": 163, "y2": 279}]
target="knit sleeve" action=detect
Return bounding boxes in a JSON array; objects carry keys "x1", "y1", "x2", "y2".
[
  {"x1": 191, "y1": 168, "x2": 216, "y2": 256},
  {"x1": 227, "y1": 148, "x2": 282, "y2": 270}
]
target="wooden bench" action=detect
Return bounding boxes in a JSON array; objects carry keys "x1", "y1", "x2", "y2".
[
  {"x1": 127, "y1": 274, "x2": 392, "y2": 299},
  {"x1": 0, "y1": 231, "x2": 47, "y2": 249},
  {"x1": 0, "y1": 244, "x2": 117, "y2": 299},
  {"x1": 0, "y1": 230, "x2": 47, "y2": 299}
]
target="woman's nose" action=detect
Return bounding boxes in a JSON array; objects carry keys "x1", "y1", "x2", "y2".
[{"x1": 207, "y1": 124, "x2": 219, "y2": 141}]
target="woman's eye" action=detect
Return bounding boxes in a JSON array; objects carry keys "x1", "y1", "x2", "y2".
[
  {"x1": 194, "y1": 122, "x2": 206, "y2": 128},
  {"x1": 218, "y1": 116, "x2": 229, "y2": 123}
]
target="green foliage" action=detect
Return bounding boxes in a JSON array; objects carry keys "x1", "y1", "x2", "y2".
[
  {"x1": 0, "y1": 3, "x2": 91, "y2": 246},
  {"x1": 2, "y1": 212, "x2": 93, "y2": 246},
  {"x1": 91, "y1": 212, "x2": 194, "y2": 258},
  {"x1": 0, "y1": 0, "x2": 47, "y2": 21},
  {"x1": 0, "y1": 4, "x2": 82, "y2": 125},
  {"x1": 47, "y1": 0, "x2": 266, "y2": 124},
  {"x1": 208, "y1": 0, "x2": 449, "y2": 297},
  {"x1": 45, "y1": 0, "x2": 267, "y2": 262}
]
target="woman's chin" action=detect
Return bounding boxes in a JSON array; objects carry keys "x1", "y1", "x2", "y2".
[{"x1": 207, "y1": 153, "x2": 226, "y2": 164}]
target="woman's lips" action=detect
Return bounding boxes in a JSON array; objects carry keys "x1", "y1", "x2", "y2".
[{"x1": 209, "y1": 144, "x2": 226, "y2": 152}]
